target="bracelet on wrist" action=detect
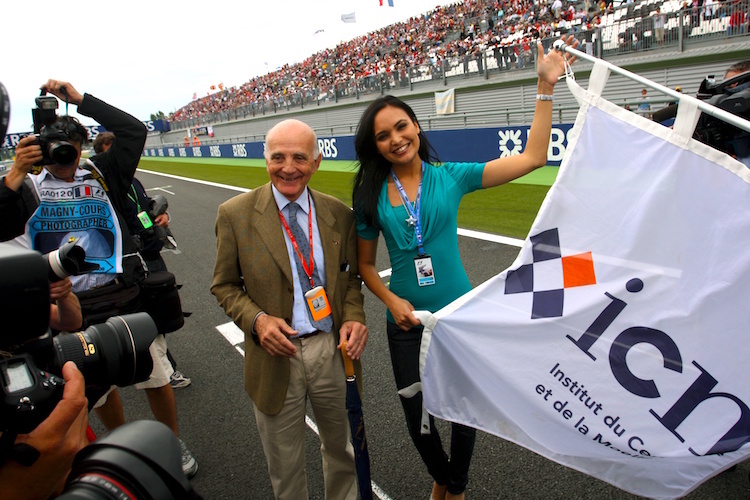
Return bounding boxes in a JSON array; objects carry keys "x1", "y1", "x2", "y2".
[{"x1": 536, "y1": 94, "x2": 554, "y2": 101}]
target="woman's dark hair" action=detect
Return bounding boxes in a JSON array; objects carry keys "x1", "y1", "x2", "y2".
[{"x1": 352, "y1": 95, "x2": 440, "y2": 228}]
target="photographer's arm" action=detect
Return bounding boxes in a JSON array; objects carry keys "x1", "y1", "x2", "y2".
[
  {"x1": 41, "y1": 79, "x2": 147, "y2": 200},
  {"x1": 0, "y1": 362, "x2": 88, "y2": 500},
  {"x1": 76, "y1": 90, "x2": 146, "y2": 192},
  {"x1": 49, "y1": 278, "x2": 82, "y2": 332},
  {"x1": 2, "y1": 136, "x2": 42, "y2": 193},
  {"x1": 0, "y1": 136, "x2": 42, "y2": 242}
]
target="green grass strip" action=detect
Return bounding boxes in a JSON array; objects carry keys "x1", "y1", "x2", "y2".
[{"x1": 138, "y1": 156, "x2": 554, "y2": 239}]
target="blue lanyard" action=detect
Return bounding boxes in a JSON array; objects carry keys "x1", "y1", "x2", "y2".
[{"x1": 390, "y1": 162, "x2": 426, "y2": 256}]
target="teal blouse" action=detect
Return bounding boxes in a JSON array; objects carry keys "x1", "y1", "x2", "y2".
[{"x1": 357, "y1": 162, "x2": 485, "y2": 322}]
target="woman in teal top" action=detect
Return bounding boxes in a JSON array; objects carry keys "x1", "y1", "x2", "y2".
[
  {"x1": 356, "y1": 161, "x2": 485, "y2": 321},
  {"x1": 353, "y1": 37, "x2": 578, "y2": 500}
]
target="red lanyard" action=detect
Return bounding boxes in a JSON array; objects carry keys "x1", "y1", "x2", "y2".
[{"x1": 278, "y1": 194, "x2": 315, "y2": 287}]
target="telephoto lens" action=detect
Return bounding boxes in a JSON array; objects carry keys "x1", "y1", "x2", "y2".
[{"x1": 52, "y1": 312, "x2": 157, "y2": 389}]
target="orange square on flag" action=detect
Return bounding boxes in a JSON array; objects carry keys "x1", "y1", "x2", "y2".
[{"x1": 562, "y1": 252, "x2": 596, "y2": 288}]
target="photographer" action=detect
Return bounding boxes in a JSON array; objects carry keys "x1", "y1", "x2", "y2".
[
  {"x1": 716, "y1": 59, "x2": 750, "y2": 168},
  {"x1": 0, "y1": 362, "x2": 89, "y2": 500},
  {"x1": 0, "y1": 79, "x2": 146, "y2": 289},
  {"x1": 654, "y1": 60, "x2": 750, "y2": 168},
  {"x1": 0, "y1": 81, "x2": 198, "y2": 478},
  {"x1": 725, "y1": 60, "x2": 750, "y2": 81},
  {"x1": 95, "y1": 132, "x2": 191, "y2": 389}
]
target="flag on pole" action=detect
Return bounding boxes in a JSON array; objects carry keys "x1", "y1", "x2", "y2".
[
  {"x1": 435, "y1": 89, "x2": 455, "y2": 115},
  {"x1": 418, "y1": 64, "x2": 750, "y2": 499},
  {"x1": 341, "y1": 12, "x2": 356, "y2": 23}
]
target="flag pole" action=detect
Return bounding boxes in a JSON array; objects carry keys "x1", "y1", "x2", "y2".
[{"x1": 552, "y1": 40, "x2": 750, "y2": 134}]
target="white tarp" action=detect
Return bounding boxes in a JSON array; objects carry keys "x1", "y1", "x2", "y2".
[
  {"x1": 418, "y1": 62, "x2": 750, "y2": 499},
  {"x1": 435, "y1": 88, "x2": 455, "y2": 115}
]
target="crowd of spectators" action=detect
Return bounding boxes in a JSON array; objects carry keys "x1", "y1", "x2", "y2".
[
  {"x1": 168, "y1": 0, "x2": 746, "y2": 126},
  {"x1": 169, "y1": 0, "x2": 607, "y2": 124}
]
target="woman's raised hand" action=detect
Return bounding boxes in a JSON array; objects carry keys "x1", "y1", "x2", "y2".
[{"x1": 536, "y1": 35, "x2": 579, "y2": 88}]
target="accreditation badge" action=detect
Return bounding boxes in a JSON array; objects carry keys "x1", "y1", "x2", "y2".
[
  {"x1": 414, "y1": 255, "x2": 435, "y2": 287},
  {"x1": 137, "y1": 211, "x2": 153, "y2": 229},
  {"x1": 304, "y1": 285, "x2": 332, "y2": 321}
]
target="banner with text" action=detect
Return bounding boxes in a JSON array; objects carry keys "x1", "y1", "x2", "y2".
[
  {"x1": 140, "y1": 124, "x2": 574, "y2": 166},
  {"x1": 418, "y1": 73, "x2": 750, "y2": 498},
  {"x1": 2, "y1": 119, "x2": 169, "y2": 149}
]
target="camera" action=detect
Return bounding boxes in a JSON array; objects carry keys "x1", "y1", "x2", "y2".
[
  {"x1": 0, "y1": 243, "x2": 157, "y2": 435},
  {"x1": 0, "y1": 81, "x2": 9, "y2": 140},
  {"x1": 31, "y1": 92, "x2": 79, "y2": 167},
  {"x1": 133, "y1": 193, "x2": 178, "y2": 251},
  {"x1": 46, "y1": 240, "x2": 100, "y2": 283},
  {"x1": 59, "y1": 420, "x2": 201, "y2": 499},
  {"x1": 654, "y1": 70, "x2": 750, "y2": 158},
  {"x1": 693, "y1": 71, "x2": 750, "y2": 159}
]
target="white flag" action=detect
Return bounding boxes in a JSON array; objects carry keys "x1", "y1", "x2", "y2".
[
  {"x1": 419, "y1": 64, "x2": 750, "y2": 499},
  {"x1": 341, "y1": 12, "x2": 356, "y2": 23},
  {"x1": 435, "y1": 88, "x2": 455, "y2": 115}
]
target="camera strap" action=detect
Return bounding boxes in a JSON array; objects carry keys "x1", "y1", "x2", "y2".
[
  {"x1": 21, "y1": 176, "x2": 41, "y2": 215},
  {"x1": 81, "y1": 160, "x2": 110, "y2": 192}
]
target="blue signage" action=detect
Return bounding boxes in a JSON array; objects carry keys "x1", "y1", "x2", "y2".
[
  {"x1": 141, "y1": 124, "x2": 574, "y2": 167},
  {"x1": 3, "y1": 119, "x2": 170, "y2": 149}
]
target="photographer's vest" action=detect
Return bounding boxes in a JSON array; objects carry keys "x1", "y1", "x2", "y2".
[{"x1": 14, "y1": 162, "x2": 124, "y2": 293}]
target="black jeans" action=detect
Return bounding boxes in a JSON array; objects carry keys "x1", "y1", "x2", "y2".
[{"x1": 387, "y1": 321, "x2": 476, "y2": 494}]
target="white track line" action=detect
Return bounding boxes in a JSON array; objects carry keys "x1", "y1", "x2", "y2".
[{"x1": 138, "y1": 169, "x2": 526, "y2": 250}]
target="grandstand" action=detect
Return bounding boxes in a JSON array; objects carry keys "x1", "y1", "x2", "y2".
[{"x1": 146, "y1": 0, "x2": 749, "y2": 150}]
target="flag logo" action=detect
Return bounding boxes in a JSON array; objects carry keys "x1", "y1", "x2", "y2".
[
  {"x1": 504, "y1": 228, "x2": 596, "y2": 318},
  {"x1": 73, "y1": 186, "x2": 92, "y2": 199}
]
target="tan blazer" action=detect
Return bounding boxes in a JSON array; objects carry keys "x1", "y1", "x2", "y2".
[{"x1": 211, "y1": 183, "x2": 365, "y2": 415}]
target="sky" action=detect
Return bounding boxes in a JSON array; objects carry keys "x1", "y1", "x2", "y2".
[{"x1": 4, "y1": 0, "x2": 458, "y2": 135}]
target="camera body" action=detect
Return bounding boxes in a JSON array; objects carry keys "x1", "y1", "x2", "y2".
[
  {"x1": 0, "y1": 243, "x2": 157, "y2": 435},
  {"x1": 694, "y1": 71, "x2": 750, "y2": 158},
  {"x1": 652, "y1": 70, "x2": 750, "y2": 160},
  {"x1": 31, "y1": 94, "x2": 79, "y2": 167},
  {"x1": 133, "y1": 193, "x2": 178, "y2": 251},
  {"x1": 0, "y1": 353, "x2": 65, "y2": 435}
]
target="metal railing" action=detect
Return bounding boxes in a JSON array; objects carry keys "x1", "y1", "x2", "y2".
[{"x1": 156, "y1": 95, "x2": 698, "y2": 150}]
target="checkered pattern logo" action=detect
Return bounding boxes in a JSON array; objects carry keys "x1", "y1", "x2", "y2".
[{"x1": 505, "y1": 228, "x2": 596, "y2": 319}]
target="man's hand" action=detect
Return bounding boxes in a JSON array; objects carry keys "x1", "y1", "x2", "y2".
[
  {"x1": 49, "y1": 277, "x2": 73, "y2": 301},
  {"x1": 338, "y1": 321, "x2": 369, "y2": 360},
  {"x1": 40, "y1": 80, "x2": 83, "y2": 106},
  {"x1": 153, "y1": 213, "x2": 169, "y2": 228},
  {"x1": 0, "y1": 362, "x2": 89, "y2": 499},
  {"x1": 3, "y1": 135, "x2": 42, "y2": 192},
  {"x1": 49, "y1": 278, "x2": 82, "y2": 332},
  {"x1": 254, "y1": 313, "x2": 298, "y2": 357}
]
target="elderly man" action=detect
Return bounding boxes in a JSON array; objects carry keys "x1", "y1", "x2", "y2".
[{"x1": 211, "y1": 119, "x2": 368, "y2": 499}]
